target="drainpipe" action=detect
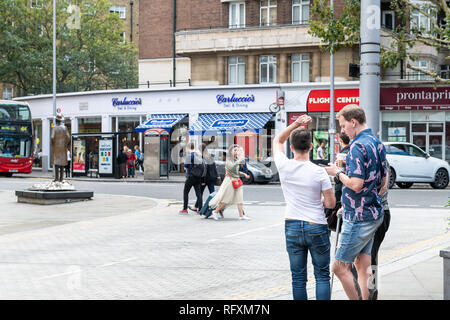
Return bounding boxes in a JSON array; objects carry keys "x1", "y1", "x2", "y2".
[
  {"x1": 130, "y1": 1, "x2": 134, "y2": 42},
  {"x1": 173, "y1": 0, "x2": 177, "y2": 87}
]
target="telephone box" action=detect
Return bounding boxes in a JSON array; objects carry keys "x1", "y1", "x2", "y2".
[{"x1": 144, "y1": 129, "x2": 170, "y2": 180}]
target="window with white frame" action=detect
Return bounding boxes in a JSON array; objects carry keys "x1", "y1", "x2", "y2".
[
  {"x1": 382, "y1": 10, "x2": 394, "y2": 30},
  {"x1": 228, "y1": 57, "x2": 246, "y2": 85},
  {"x1": 408, "y1": 60, "x2": 435, "y2": 80},
  {"x1": 229, "y1": 2, "x2": 245, "y2": 28},
  {"x1": 441, "y1": 65, "x2": 450, "y2": 79},
  {"x1": 411, "y1": 5, "x2": 436, "y2": 35},
  {"x1": 292, "y1": 0, "x2": 309, "y2": 25},
  {"x1": 110, "y1": 5, "x2": 126, "y2": 19},
  {"x1": 260, "y1": 0, "x2": 277, "y2": 26},
  {"x1": 291, "y1": 54, "x2": 310, "y2": 82},
  {"x1": 259, "y1": 55, "x2": 277, "y2": 84},
  {"x1": 2, "y1": 87, "x2": 13, "y2": 100}
]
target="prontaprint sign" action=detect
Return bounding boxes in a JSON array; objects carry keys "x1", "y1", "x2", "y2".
[{"x1": 380, "y1": 88, "x2": 450, "y2": 111}]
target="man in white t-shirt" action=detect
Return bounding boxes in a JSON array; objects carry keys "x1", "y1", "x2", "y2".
[{"x1": 273, "y1": 114, "x2": 336, "y2": 300}]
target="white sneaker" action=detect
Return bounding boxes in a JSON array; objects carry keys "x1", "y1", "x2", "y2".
[
  {"x1": 239, "y1": 215, "x2": 251, "y2": 221},
  {"x1": 212, "y1": 212, "x2": 221, "y2": 221}
]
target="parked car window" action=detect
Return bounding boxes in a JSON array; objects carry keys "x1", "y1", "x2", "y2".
[
  {"x1": 407, "y1": 145, "x2": 427, "y2": 158},
  {"x1": 386, "y1": 144, "x2": 409, "y2": 156}
]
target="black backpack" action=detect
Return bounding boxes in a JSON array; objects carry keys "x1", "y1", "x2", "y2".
[{"x1": 190, "y1": 153, "x2": 207, "y2": 178}]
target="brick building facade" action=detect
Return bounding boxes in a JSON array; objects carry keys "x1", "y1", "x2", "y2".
[{"x1": 138, "y1": 0, "x2": 359, "y2": 87}]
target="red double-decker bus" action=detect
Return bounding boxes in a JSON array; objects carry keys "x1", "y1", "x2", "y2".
[{"x1": 0, "y1": 100, "x2": 33, "y2": 176}]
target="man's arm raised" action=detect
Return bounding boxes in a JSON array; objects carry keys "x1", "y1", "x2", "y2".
[{"x1": 273, "y1": 115, "x2": 312, "y2": 155}]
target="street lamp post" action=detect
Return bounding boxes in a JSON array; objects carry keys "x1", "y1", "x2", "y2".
[
  {"x1": 329, "y1": 0, "x2": 336, "y2": 164},
  {"x1": 52, "y1": 0, "x2": 56, "y2": 124},
  {"x1": 360, "y1": 1, "x2": 381, "y2": 137}
]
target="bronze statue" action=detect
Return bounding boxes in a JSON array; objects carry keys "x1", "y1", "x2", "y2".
[{"x1": 51, "y1": 113, "x2": 70, "y2": 182}]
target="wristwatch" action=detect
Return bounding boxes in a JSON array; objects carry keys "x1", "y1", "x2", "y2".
[{"x1": 335, "y1": 170, "x2": 345, "y2": 181}]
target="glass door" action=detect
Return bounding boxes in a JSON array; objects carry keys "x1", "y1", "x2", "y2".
[{"x1": 411, "y1": 122, "x2": 445, "y2": 160}]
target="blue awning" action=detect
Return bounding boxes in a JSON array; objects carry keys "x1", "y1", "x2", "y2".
[
  {"x1": 189, "y1": 113, "x2": 273, "y2": 136},
  {"x1": 135, "y1": 114, "x2": 187, "y2": 133}
]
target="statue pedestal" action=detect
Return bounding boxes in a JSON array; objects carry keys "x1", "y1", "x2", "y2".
[{"x1": 15, "y1": 180, "x2": 94, "y2": 205}]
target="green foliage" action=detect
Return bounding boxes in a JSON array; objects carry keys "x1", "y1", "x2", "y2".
[
  {"x1": 308, "y1": 0, "x2": 450, "y2": 82},
  {"x1": 0, "y1": 0, "x2": 138, "y2": 95}
]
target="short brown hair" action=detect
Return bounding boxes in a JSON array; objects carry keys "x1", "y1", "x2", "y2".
[
  {"x1": 290, "y1": 128, "x2": 311, "y2": 153},
  {"x1": 337, "y1": 104, "x2": 366, "y2": 124},
  {"x1": 187, "y1": 142, "x2": 195, "y2": 150}
]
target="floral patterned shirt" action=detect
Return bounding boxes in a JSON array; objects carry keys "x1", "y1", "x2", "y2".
[{"x1": 342, "y1": 129, "x2": 387, "y2": 222}]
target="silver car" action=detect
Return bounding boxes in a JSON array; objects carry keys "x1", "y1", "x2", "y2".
[{"x1": 206, "y1": 149, "x2": 273, "y2": 184}]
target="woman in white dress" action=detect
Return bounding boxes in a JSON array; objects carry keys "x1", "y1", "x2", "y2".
[{"x1": 208, "y1": 144, "x2": 251, "y2": 221}]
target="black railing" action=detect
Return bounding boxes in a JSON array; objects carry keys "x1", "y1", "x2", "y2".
[
  {"x1": 18, "y1": 79, "x2": 192, "y2": 97},
  {"x1": 177, "y1": 20, "x2": 310, "y2": 32}
]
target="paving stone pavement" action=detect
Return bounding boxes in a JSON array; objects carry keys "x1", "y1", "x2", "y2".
[{"x1": 0, "y1": 190, "x2": 447, "y2": 300}]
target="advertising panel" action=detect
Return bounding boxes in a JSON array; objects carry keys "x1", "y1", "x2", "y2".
[
  {"x1": 72, "y1": 139, "x2": 86, "y2": 172},
  {"x1": 98, "y1": 139, "x2": 113, "y2": 174}
]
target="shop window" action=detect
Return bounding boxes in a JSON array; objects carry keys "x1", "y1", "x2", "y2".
[
  {"x1": 382, "y1": 121, "x2": 410, "y2": 142},
  {"x1": 446, "y1": 122, "x2": 450, "y2": 162},
  {"x1": 292, "y1": 54, "x2": 310, "y2": 82},
  {"x1": 259, "y1": 55, "x2": 277, "y2": 84},
  {"x1": 229, "y1": 2, "x2": 245, "y2": 28},
  {"x1": 292, "y1": 0, "x2": 309, "y2": 25},
  {"x1": 260, "y1": 0, "x2": 277, "y2": 26},
  {"x1": 78, "y1": 117, "x2": 101, "y2": 133},
  {"x1": 118, "y1": 116, "x2": 140, "y2": 151},
  {"x1": 228, "y1": 56, "x2": 246, "y2": 85}
]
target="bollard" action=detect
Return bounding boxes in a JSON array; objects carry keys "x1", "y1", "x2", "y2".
[{"x1": 440, "y1": 247, "x2": 450, "y2": 300}]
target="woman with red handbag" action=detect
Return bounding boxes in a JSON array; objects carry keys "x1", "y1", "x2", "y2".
[{"x1": 207, "y1": 144, "x2": 251, "y2": 221}]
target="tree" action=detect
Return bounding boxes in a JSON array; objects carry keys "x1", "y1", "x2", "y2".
[
  {"x1": 309, "y1": 0, "x2": 450, "y2": 84},
  {"x1": 0, "y1": 0, "x2": 138, "y2": 96}
]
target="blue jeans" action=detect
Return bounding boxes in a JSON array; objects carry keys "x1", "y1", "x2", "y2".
[{"x1": 285, "y1": 220, "x2": 331, "y2": 300}]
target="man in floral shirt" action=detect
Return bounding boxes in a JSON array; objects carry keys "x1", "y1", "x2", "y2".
[{"x1": 326, "y1": 105, "x2": 388, "y2": 300}]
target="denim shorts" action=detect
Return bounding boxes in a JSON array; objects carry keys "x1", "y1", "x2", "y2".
[{"x1": 335, "y1": 217, "x2": 384, "y2": 263}]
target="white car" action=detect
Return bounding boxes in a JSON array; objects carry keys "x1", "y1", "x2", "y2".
[{"x1": 384, "y1": 142, "x2": 450, "y2": 189}]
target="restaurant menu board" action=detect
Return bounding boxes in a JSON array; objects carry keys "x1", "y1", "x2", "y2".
[
  {"x1": 98, "y1": 139, "x2": 113, "y2": 174},
  {"x1": 72, "y1": 139, "x2": 86, "y2": 172}
]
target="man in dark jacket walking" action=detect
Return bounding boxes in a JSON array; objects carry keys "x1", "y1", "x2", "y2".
[{"x1": 180, "y1": 142, "x2": 204, "y2": 214}]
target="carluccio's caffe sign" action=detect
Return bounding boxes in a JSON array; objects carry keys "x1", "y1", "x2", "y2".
[{"x1": 112, "y1": 97, "x2": 142, "y2": 111}]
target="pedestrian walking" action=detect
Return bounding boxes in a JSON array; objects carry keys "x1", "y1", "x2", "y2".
[
  {"x1": 195, "y1": 144, "x2": 218, "y2": 210},
  {"x1": 179, "y1": 142, "x2": 204, "y2": 214},
  {"x1": 117, "y1": 147, "x2": 128, "y2": 178},
  {"x1": 66, "y1": 148, "x2": 71, "y2": 178},
  {"x1": 325, "y1": 104, "x2": 388, "y2": 300},
  {"x1": 273, "y1": 114, "x2": 336, "y2": 300},
  {"x1": 207, "y1": 144, "x2": 251, "y2": 221},
  {"x1": 127, "y1": 149, "x2": 136, "y2": 178},
  {"x1": 134, "y1": 145, "x2": 144, "y2": 172}
]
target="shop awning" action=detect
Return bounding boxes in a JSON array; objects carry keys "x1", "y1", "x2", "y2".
[
  {"x1": 189, "y1": 113, "x2": 273, "y2": 135},
  {"x1": 135, "y1": 114, "x2": 187, "y2": 133}
]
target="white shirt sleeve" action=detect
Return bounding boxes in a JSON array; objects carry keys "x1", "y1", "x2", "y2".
[
  {"x1": 274, "y1": 152, "x2": 288, "y2": 172},
  {"x1": 320, "y1": 168, "x2": 333, "y2": 191}
]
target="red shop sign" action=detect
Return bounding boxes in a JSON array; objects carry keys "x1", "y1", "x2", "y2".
[
  {"x1": 307, "y1": 88, "x2": 359, "y2": 112},
  {"x1": 288, "y1": 112, "x2": 307, "y2": 126}
]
